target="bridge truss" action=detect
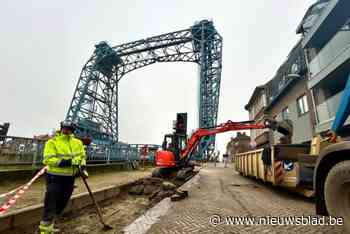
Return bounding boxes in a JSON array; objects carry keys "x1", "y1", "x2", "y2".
[{"x1": 66, "y1": 20, "x2": 222, "y2": 157}]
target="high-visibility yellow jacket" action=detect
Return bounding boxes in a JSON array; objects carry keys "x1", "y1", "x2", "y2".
[{"x1": 43, "y1": 131, "x2": 86, "y2": 176}]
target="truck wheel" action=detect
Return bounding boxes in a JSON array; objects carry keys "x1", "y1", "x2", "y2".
[{"x1": 324, "y1": 160, "x2": 350, "y2": 231}]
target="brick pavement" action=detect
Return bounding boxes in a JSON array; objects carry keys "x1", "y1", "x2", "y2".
[{"x1": 146, "y1": 163, "x2": 346, "y2": 234}]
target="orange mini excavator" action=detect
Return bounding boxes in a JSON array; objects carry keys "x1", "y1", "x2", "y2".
[{"x1": 152, "y1": 113, "x2": 291, "y2": 179}]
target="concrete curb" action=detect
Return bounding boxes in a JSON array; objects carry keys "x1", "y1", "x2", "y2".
[{"x1": 0, "y1": 183, "x2": 122, "y2": 232}]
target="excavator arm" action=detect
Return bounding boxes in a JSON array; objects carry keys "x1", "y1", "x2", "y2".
[
  {"x1": 153, "y1": 118, "x2": 291, "y2": 179},
  {"x1": 180, "y1": 120, "x2": 269, "y2": 161}
]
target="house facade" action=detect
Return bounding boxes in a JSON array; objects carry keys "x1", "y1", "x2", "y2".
[
  {"x1": 243, "y1": 0, "x2": 350, "y2": 149},
  {"x1": 226, "y1": 132, "x2": 251, "y2": 160},
  {"x1": 297, "y1": 0, "x2": 350, "y2": 136},
  {"x1": 264, "y1": 41, "x2": 313, "y2": 145},
  {"x1": 245, "y1": 86, "x2": 269, "y2": 147}
]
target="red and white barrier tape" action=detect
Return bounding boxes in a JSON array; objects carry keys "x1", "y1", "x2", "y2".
[
  {"x1": 0, "y1": 166, "x2": 48, "y2": 215},
  {"x1": 0, "y1": 185, "x2": 25, "y2": 199}
]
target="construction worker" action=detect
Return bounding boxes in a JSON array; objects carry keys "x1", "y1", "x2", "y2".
[
  {"x1": 223, "y1": 153, "x2": 229, "y2": 168},
  {"x1": 39, "y1": 120, "x2": 88, "y2": 234}
]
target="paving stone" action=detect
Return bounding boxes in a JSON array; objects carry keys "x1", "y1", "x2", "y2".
[{"x1": 146, "y1": 163, "x2": 345, "y2": 234}]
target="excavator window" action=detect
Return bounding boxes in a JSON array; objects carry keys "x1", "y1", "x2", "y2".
[
  {"x1": 162, "y1": 135, "x2": 174, "y2": 150},
  {"x1": 180, "y1": 137, "x2": 186, "y2": 151}
]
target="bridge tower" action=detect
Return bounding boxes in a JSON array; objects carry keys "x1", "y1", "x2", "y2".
[{"x1": 66, "y1": 20, "x2": 222, "y2": 157}]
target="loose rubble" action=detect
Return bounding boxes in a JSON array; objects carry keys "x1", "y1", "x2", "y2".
[{"x1": 128, "y1": 172, "x2": 196, "y2": 204}]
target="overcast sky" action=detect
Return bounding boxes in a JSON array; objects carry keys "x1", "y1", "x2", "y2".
[{"x1": 0, "y1": 0, "x2": 314, "y2": 154}]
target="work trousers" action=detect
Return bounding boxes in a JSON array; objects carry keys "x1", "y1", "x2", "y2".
[
  {"x1": 42, "y1": 173, "x2": 75, "y2": 222},
  {"x1": 223, "y1": 157, "x2": 228, "y2": 168}
]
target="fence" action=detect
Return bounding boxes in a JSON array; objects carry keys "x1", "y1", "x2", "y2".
[{"x1": 0, "y1": 135, "x2": 160, "y2": 167}]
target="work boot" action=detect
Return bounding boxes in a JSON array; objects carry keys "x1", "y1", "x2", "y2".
[{"x1": 39, "y1": 221, "x2": 60, "y2": 234}]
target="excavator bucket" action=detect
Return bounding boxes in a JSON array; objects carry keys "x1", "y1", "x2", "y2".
[{"x1": 265, "y1": 119, "x2": 293, "y2": 136}]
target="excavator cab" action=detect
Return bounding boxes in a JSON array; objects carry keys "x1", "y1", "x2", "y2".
[
  {"x1": 162, "y1": 134, "x2": 175, "y2": 153},
  {"x1": 156, "y1": 132, "x2": 187, "y2": 169},
  {"x1": 152, "y1": 113, "x2": 189, "y2": 177},
  {"x1": 162, "y1": 133, "x2": 187, "y2": 161},
  {"x1": 154, "y1": 132, "x2": 192, "y2": 178}
]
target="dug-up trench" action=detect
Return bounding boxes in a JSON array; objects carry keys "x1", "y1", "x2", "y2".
[{"x1": 4, "y1": 172, "x2": 196, "y2": 234}]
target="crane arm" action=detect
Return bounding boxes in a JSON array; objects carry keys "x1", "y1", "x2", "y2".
[{"x1": 180, "y1": 120, "x2": 268, "y2": 160}]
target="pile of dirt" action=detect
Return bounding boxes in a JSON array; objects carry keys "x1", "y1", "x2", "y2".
[{"x1": 128, "y1": 176, "x2": 190, "y2": 204}]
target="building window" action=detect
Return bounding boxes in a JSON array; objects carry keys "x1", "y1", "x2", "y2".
[
  {"x1": 297, "y1": 95, "x2": 309, "y2": 115},
  {"x1": 281, "y1": 107, "x2": 290, "y2": 120},
  {"x1": 313, "y1": 74, "x2": 347, "y2": 123}
]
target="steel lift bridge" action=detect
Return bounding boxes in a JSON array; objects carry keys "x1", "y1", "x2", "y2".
[{"x1": 66, "y1": 20, "x2": 223, "y2": 158}]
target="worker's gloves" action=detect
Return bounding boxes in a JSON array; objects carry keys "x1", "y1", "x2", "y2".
[
  {"x1": 79, "y1": 166, "x2": 89, "y2": 179},
  {"x1": 80, "y1": 169, "x2": 89, "y2": 179},
  {"x1": 71, "y1": 157, "x2": 82, "y2": 166},
  {"x1": 58, "y1": 157, "x2": 83, "y2": 167},
  {"x1": 58, "y1": 159, "x2": 72, "y2": 167}
]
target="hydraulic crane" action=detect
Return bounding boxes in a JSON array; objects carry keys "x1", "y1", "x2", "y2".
[{"x1": 152, "y1": 113, "x2": 289, "y2": 179}]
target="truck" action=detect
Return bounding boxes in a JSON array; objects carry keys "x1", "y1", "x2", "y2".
[{"x1": 235, "y1": 74, "x2": 350, "y2": 231}]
